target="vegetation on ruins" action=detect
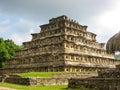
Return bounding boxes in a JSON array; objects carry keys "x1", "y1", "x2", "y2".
[
  {"x1": 0, "y1": 82, "x2": 95, "y2": 90},
  {"x1": 18, "y1": 72, "x2": 69, "y2": 77},
  {"x1": 0, "y1": 38, "x2": 21, "y2": 68}
]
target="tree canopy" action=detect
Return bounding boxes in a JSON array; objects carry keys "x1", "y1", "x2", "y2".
[{"x1": 0, "y1": 38, "x2": 22, "y2": 68}]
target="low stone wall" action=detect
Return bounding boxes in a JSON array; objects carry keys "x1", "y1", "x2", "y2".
[
  {"x1": 0, "y1": 67, "x2": 50, "y2": 75},
  {"x1": 0, "y1": 73, "x2": 97, "y2": 86},
  {"x1": 0, "y1": 76, "x2": 2, "y2": 82},
  {"x1": 4, "y1": 77, "x2": 30, "y2": 85},
  {"x1": 35, "y1": 78, "x2": 68, "y2": 85},
  {"x1": 0, "y1": 76, "x2": 68, "y2": 86},
  {"x1": 52, "y1": 73, "x2": 97, "y2": 79},
  {"x1": 68, "y1": 78, "x2": 120, "y2": 90},
  {"x1": 98, "y1": 69, "x2": 120, "y2": 78}
]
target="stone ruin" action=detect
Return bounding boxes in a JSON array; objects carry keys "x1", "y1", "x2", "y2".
[
  {"x1": 0, "y1": 15, "x2": 120, "y2": 74},
  {"x1": 68, "y1": 64, "x2": 120, "y2": 90},
  {"x1": 68, "y1": 31, "x2": 120, "y2": 90},
  {"x1": 0, "y1": 15, "x2": 120, "y2": 88}
]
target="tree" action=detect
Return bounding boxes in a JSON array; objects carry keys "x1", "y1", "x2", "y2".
[
  {"x1": 4, "y1": 39, "x2": 21, "y2": 58},
  {"x1": 0, "y1": 38, "x2": 8, "y2": 68},
  {"x1": 0, "y1": 38, "x2": 21, "y2": 68}
]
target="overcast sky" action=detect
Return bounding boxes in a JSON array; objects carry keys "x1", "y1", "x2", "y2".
[{"x1": 0, "y1": 0, "x2": 120, "y2": 45}]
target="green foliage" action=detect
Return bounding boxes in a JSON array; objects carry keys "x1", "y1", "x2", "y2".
[
  {"x1": 0, "y1": 38, "x2": 21, "y2": 68},
  {"x1": 0, "y1": 82, "x2": 94, "y2": 90},
  {"x1": 18, "y1": 72, "x2": 71, "y2": 77},
  {"x1": 4, "y1": 39, "x2": 21, "y2": 58}
]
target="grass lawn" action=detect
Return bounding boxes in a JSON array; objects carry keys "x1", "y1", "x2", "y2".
[
  {"x1": 0, "y1": 82, "x2": 94, "y2": 90},
  {"x1": 6, "y1": 72, "x2": 95, "y2": 90},
  {"x1": 18, "y1": 72, "x2": 72, "y2": 77}
]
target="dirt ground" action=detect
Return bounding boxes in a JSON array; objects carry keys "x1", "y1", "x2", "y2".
[{"x1": 0, "y1": 87, "x2": 16, "y2": 90}]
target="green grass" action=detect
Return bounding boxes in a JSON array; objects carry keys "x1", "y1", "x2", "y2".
[
  {"x1": 0, "y1": 82, "x2": 94, "y2": 90},
  {"x1": 18, "y1": 72, "x2": 70, "y2": 77}
]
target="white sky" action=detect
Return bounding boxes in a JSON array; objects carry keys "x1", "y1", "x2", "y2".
[{"x1": 0, "y1": 0, "x2": 120, "y2": 45}]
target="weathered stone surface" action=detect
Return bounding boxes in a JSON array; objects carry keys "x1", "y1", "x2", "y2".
[
  {"x1": 68, "y1": 78, "x2": 120, "y2": 90},
  {"x1": 0, "y1": 73, "x2": 98, "y2": 86},
  {"x1": 52, "y1": 73, "x2": 98, "y2": 79},
  {"x1": 0, "y1": 76, "x2": 68, "y2": 86},
  {"x1": 68, "y1": 65, "x2": 120, "y2": 90},
  {"x1": 0, "y1": 15, "x2": 120, "y2": 74},
  {"x1": 4, "y1": 77, "x2": 30, "y2": 85}
]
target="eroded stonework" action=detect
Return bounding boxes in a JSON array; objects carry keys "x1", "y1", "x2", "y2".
[
  {"x1": 68, "y1": 65, "x2": 120, "y2": 90},
  {"x1": 0, "y1": 15, "x2": 120, "y2": 74}
]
